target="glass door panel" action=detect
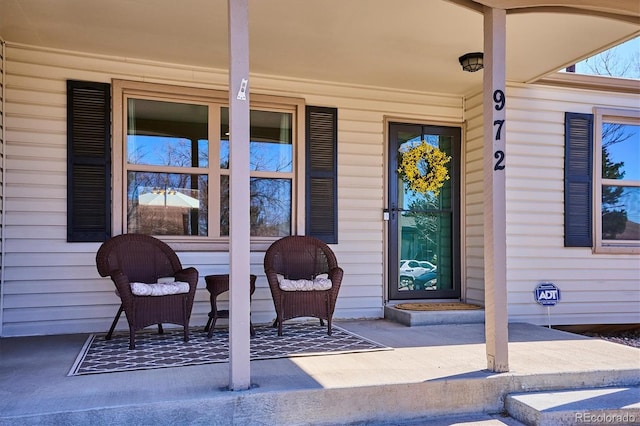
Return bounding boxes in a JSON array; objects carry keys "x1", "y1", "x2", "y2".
[{"x1": 389, "y1": 123, "x2": 460, "y2": 300}]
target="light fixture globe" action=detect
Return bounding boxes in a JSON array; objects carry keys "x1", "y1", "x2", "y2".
[{"x1": 459, "y1": 52, "x2": 484, "y2": 72}]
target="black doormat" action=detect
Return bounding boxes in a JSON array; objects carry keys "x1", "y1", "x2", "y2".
[{"x1": 68, "y1": 323, "x2": 391, "y2": 376}]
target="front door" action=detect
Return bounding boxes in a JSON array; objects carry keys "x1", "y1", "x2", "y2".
[{"x1": 388, "y1": 123, "x2": 461, "y2": 300}]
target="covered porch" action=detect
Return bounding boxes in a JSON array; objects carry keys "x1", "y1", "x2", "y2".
[
  {"x1": 1, "y1": 320, "x2": 639, "y2": 424},
  {"x1": 1, "y1": 0, "x2": 639, "y2": 398}
]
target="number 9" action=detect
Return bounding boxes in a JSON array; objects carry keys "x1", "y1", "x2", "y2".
[{"x1": 493, "y1": 90, "x2": 505, "y2": 111}]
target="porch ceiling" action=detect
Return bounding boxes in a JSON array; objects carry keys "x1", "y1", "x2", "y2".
[{"x1": 1, "y1": 0, "x2": 638, "y2": 96}]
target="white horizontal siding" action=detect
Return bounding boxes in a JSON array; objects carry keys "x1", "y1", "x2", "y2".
[
  {"x1": 2, "y1": 44, "x2": 463, "y2": 337},
  {"x1": 463, "y1": 92, "x2": 485, "y2": 306},
  {"x1": 464, "y1": 83, "x2": 639, "y2": 327},
  {"x1": 8, "y1": 43, "x2": 635, "y2": 336},
  {"x1": 505, "y1": 83, "x2": 640, "y2": 326}
]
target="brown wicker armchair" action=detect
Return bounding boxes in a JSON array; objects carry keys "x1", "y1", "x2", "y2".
[
  {"x1": 95, "y1": 234, "x2": 199, "y2": 349},
  {"x1": 264, "y1": 236, "x2": 343, "y2": 336}
]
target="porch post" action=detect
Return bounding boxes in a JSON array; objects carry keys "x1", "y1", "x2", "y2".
[
  {"x1": 228, "y1": 0, "x2": 252, "y2": 390},
  {"x1": 483, "y1": 6, "x2": 509, "y2": 372}
]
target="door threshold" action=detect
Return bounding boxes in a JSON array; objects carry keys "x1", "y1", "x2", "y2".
[{"x1": 384, "y1": 303, "x2": 484, "y2": 327}]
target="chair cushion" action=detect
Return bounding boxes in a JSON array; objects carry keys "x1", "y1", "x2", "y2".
[
  {"x1": 130, "y1": 281, "x2": 190, "y2": 296},
  {"x1": 277, "y1": 274, "x2": 332, "y2": 291}
]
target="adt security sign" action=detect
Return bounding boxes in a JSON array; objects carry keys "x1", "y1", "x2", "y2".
[{"x1": 535, "y1": 282, "x2": 560, "y2": 306}]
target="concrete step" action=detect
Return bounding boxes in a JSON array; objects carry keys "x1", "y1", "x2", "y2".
[
  {"x1": 505, "y1": 386, "x2": 640, "y2": 426},
  {"x1": 384, "y1": 305, "x2": 484, "y2": 326},
  {"x1": 362, "y1": 412, "x2": 527, "y2": 425}
]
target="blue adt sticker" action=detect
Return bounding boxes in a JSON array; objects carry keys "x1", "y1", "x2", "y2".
[{"x1": 535, "y1": 282, "x2": 560, "y2": 306}]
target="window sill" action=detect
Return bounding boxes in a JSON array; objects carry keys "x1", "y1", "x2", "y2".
[{"x1": 594, "y1": 244, "x2": 640, "y2": 255}]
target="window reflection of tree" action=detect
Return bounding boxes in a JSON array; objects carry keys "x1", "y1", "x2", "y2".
[
  {"x1": 126, "y1": 133, "x2": 206, "y2": 236},
  {"x1": 219, "y1": 140, "x2": 293, "y2": 173},
  {"x1": 406, "y1": 193, "x2": 439, "y2": 265},
  {"x1": 601, "y1": 123, "x2": 632, "y2": 239},
  {"x1": 219, "y1": 116, "x2": 293, "y2": 236},
  {"x1": 220, "y1": 176, "x2": 291, "y2": 237},
  {"x1": 127, "y1": 107, "x2": 293, "y2": 237},
  {"x1": 250, "y1": 178, "x2": 291, "y2": 236}
]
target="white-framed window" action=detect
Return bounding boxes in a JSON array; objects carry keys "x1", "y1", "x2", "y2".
[
  {"x1": 593, "y1": 107, "x2": 640, "y2": 254},
  {"x1": 112, "y1": 80, "x2": 305, "y2": 249}
]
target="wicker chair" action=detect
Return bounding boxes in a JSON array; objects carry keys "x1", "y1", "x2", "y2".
[
  {"x1": 264, "y1": 236, "x2": 343, "y2": 336},
  {"x1": 95, "y1": 234, "x2": 199, "y2": 349}
]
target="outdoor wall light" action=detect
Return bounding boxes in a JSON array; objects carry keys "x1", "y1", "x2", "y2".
[{"x1": 459, "y1": 52, "x2": 484, "y2": 72}]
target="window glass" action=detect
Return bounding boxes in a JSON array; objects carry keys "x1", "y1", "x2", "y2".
[
  {"x1": 125, "y1": 98, "x2": 209, "y2": 236},
  {"x1": 602, "y1": 186, "x2": 639, "y2": 241},
  {"x1": 120, "y1": 86, "x2": 297, "y2": 241},
  {"x1": 127, "y1": 172, "x2": 207, "y2": 236},
  {"x1": 599, "y1": 115, "x2": 640, "y2": 246},
  {"x1": 602, "y1": 123, "x2": 640, "y2": 181},
  {"x1": 127, "y1": 99, "x2": 208, "y2": 167},
  {"x1": 395, "y1": 130, "x2": 456, "y2": 293},
  {"x1": 220, "y1": 108, "x2": 293, "y2": 172},
  {"x1": 220, "y1": 176, "x2": 292, "y2": 237}
]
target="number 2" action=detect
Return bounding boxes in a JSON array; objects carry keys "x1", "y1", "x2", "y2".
[{"x1": 494, "y1": 150, "x2": 505, "y2": 171}]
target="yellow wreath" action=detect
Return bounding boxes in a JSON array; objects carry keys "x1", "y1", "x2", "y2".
[{"x1": 397, "y1": 141, "x2": 451, "y2": 195}]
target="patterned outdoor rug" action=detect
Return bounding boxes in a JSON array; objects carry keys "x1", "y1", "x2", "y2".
[{"x1": 68, "y1": 323, "x2": 391, "y2": 376}]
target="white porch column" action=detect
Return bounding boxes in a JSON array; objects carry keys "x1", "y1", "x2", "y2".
[
  {"x1": 483, "y1": 6, "x2": 509, "y2": 372},
  {"x1": 228, "y1": 0, "x2": 252, "y2": 390}
]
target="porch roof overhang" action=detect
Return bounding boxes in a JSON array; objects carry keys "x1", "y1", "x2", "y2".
[{"x1": 1, "y1": 0, "x2": 638, "y2": 96}]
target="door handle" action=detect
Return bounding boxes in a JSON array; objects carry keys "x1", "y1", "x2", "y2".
[{"x1": 387, "y1": 205, "x2": 401, "y2": 220}]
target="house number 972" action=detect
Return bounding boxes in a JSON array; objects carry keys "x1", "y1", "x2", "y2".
[{"x1": 493, "y1": 89, "x2": 506, "y2": 171}]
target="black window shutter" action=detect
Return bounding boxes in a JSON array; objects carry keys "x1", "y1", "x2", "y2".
[
  {"x1": 67, "y1": 80, "x2": 111, "y2": 242},
  {"x1": 564, "y1": 112, "x2": 593, "y2": 247},
  {"x1": 305, "y1": 106, "x2": 338, "y2": 244}
]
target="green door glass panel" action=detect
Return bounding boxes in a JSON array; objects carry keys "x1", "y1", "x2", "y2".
[{"x1": 389, "y1": 123, "x2": 460, "y2": 300}]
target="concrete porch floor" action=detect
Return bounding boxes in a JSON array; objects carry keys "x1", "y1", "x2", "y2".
[{"x1": 0, "y1": 320, "x2": 638, "y2": 425}]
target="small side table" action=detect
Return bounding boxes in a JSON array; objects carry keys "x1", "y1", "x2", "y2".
[{"x1": 204, "y1": 274, "x2": 257, "y2": 338}]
